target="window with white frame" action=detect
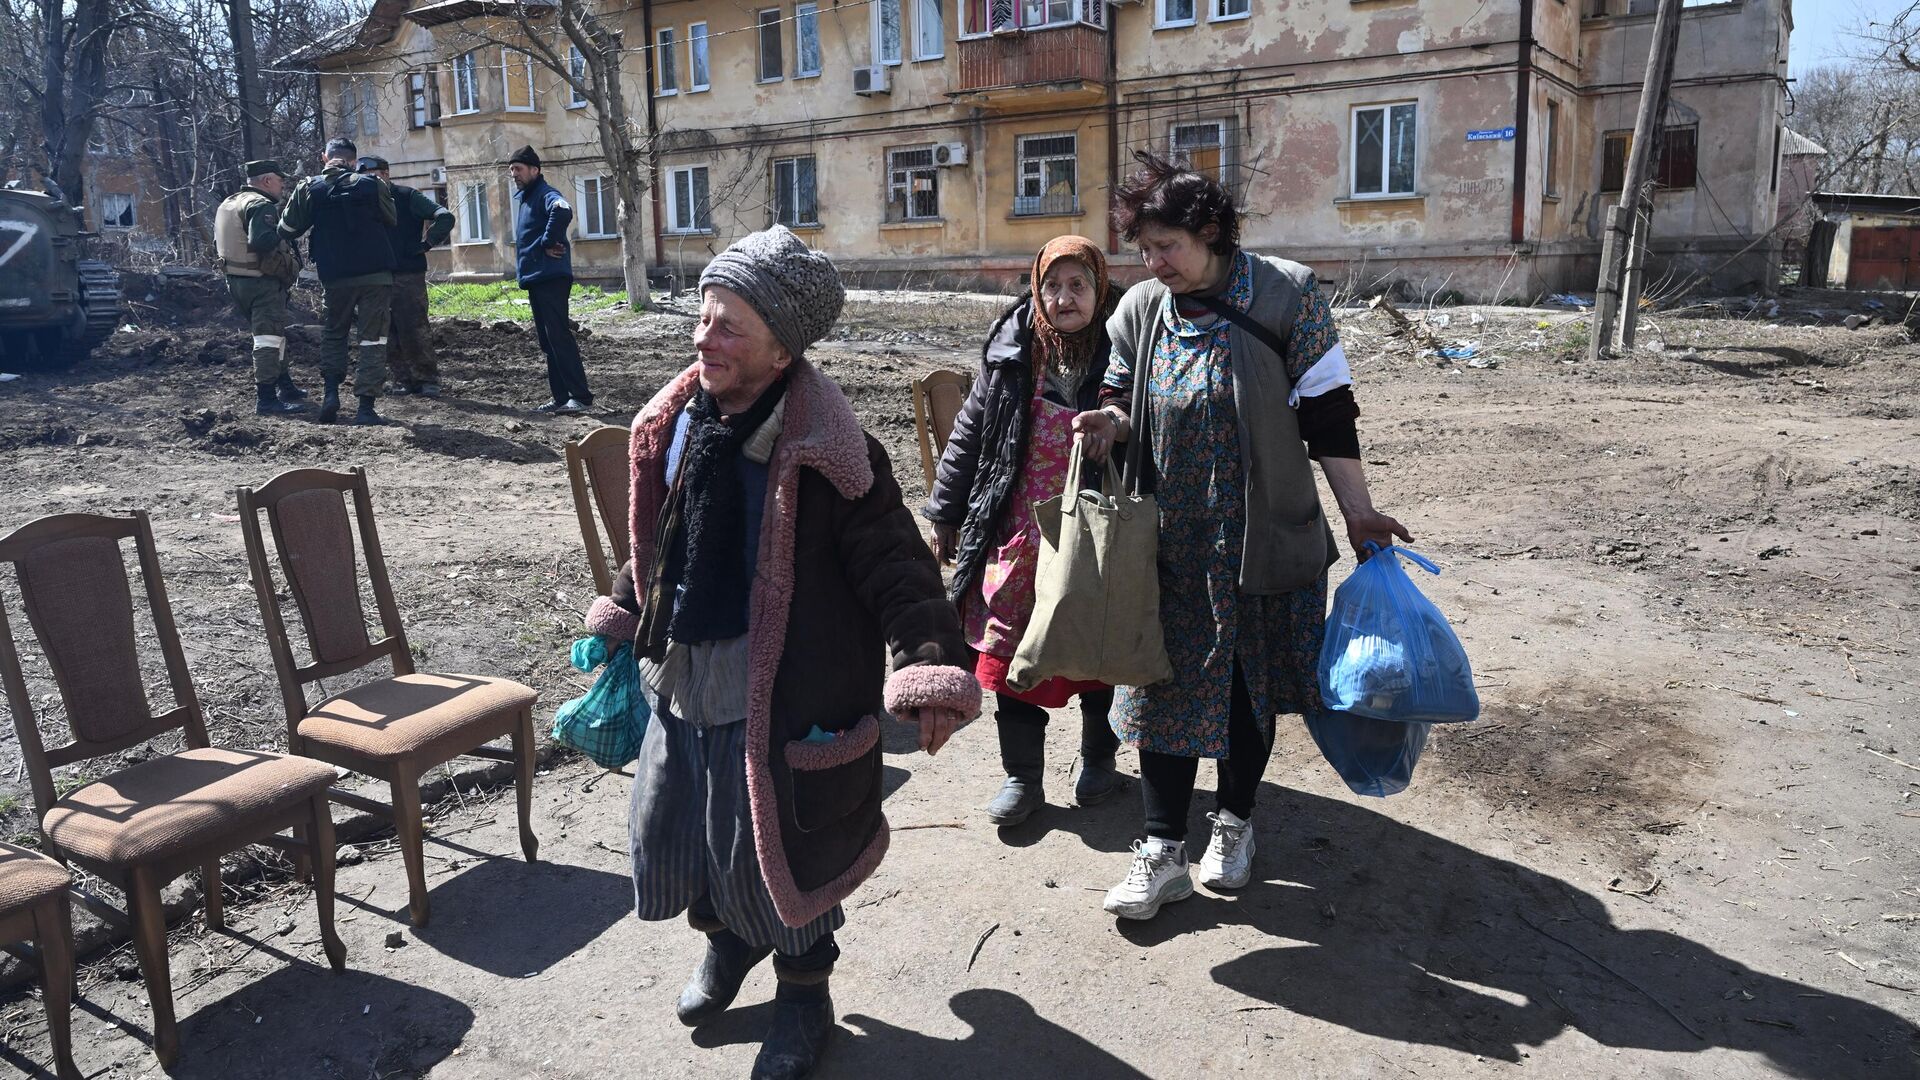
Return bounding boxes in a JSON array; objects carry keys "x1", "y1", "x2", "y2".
[
  {"x1": 503, "y1": 49, "x2": 535, "y2": 111},
  {"x1": 1171, "y1": 119, "x2": 1230, "y2": 184},
  {"x1": 1209, "y1": 0, "x2": 1247, "y2": 19},
  {"x1": 772, "y1": 155, "x2": 819, "y2": 227},
  {"x1": 757, "y1": 9, "x2": 783, "y2": 81},
  {"x1": 914, "y1": 0, "x2": 944, "y2": 59},
  {"x1": 886, "y1": 146, "x2": 939, "y2": 222},
  {"x1": 690, "y1": 23, "x2": 711, "y2": 90},
  {"x1": 1156, "y1": 0, "x2": 1195, "y2": 27},
  {"x1": 1015, "y1": 134, "x2": 1078, "y2": 216},
  {"x1": 337, "y1": 78, "x2": 360, "y2": 138},
  {"x1": 666, "y1": 165, "x2": 712, "y2": 232},
  {"x1": 1351, "y1": 102, "x2": 1417, "y2": 197},
  {"x1": 409, "y1": 70, "x2": 442, "y2": 127},
  {"x1": 566, "y1": 46, "x2": 588, "y2": 107},
  {"x1": 99, "y1": 192, "x2": 135, "y2": 229},
  {"x1": 876, "y1": 0, "x2": 902, "y2": 64},
  {"x1": 796, "y1": 4, "x2": 822, "y2": 77},
  {"x1": 458, "y1": 182, "x2": 491, "y2": 242},
  {"x1": 453, "y1": 51, "x2": 480, "y2": 113},
  {"x1": 576, "y1": 176, "x2": 617, "y2": 237},
  {"x1": 656, "y1": 27, "x2": 678, "y2": 94}
]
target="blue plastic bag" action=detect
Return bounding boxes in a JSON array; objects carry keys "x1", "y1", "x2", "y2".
[
  {"x1": 551, "y1": 636, "x2": 650, "y2": 770},
  {"x1": 1305, "y1": 709, "x2": 1430, "y2": 798},
  {"x1": 1319, "y1": 543, "x2": 1480, "y2": 725}
]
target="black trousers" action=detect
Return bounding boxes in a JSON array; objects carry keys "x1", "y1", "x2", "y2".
[
  {"x1": 1138, "y1": 664, "x2": 1273, "y2": 844},
  {"x1": 995, "y1": 689, "x2": 1118, "y2": 766},
  {"x1": 527, "y1": 277, "x2": 591, "y2": 405}
]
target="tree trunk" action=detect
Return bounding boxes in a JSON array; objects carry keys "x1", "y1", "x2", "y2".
[
  {"x1": 40, "y1": 0, "x2": 114, "y2": 201},
  {"x1": 227, "y1": 0, "x2": 269, "y2": 161}
]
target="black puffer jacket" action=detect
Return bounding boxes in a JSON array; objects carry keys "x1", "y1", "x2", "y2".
[{"x1": 922, "y1": 295, "x2": 1112, "y2": 606}]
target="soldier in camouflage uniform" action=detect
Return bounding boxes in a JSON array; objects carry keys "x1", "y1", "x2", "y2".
[
  {"x1": 279, "y1": 137, "x2": 397, "y2": 426},
  {"x1": 214, "y1": 159, "x2": 307, "y2": 416},
  {"x1": 357, "y1": 156, "x2": 455, "y2": 396}
]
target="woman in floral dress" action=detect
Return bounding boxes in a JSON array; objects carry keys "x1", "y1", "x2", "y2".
[
  {"x1": 1074, "y1": 155, "x2": 1412, "y2": 919},
  {"x1": 924, "y1": 236, "x2": 1127, "y2": 826}
]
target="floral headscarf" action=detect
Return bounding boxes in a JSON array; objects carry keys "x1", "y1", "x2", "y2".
[{"x1": 1029, "y1": 235, "x2": 1111, "y2": 382}]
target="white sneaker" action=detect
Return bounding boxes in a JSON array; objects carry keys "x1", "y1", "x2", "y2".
[
  {"x1": 1103, "y1": 838, "x2": 1194, "y2": 920},
  {"x1": 1198, "y1": 809, "x2": 1255, "y2": 890}
]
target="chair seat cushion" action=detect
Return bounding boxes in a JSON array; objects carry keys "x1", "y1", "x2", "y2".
[
  {"x1": 299, "y1": 673, "x2": 536, "y2": 763},
  {"x1": 43, "y1": 748, "x2": 335, "y2": 867},
  {"x1": 0, "y1": 842, "x2": 71, "y2": 914}
]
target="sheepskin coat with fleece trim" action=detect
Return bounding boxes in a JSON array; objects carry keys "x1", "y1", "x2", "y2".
[{"x1": 589, "y1": 358, "x2": 980, "y2": 929}]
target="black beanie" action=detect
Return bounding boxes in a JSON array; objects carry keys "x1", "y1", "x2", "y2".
[{"x1": 508, "y1": 145, "x2": 541, "y2": 168}]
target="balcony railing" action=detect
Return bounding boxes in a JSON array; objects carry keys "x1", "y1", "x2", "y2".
[{"x1": 956, "y1": 24, "x2": 1108, "y2": 94}]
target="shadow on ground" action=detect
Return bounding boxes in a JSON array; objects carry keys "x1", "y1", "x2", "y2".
[
  {"x1": 1105, "y1": 784, "x2": 1919, "y2": 1079},
  {"x1": 834, "y1": 989, "x2": 1149, "y2": 1078},
  {"x1": 410, "y1": 856, "x2": 632, "y2": 976}
]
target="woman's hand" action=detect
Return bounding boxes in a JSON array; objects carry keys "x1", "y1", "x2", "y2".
[
  {"x1": 931, "y1": 522, "x2": 958, "y2": 563},
  {"x1": 1345, "y1": 507, "x2": 1413, "y2": 561},
  {"x1": 911, "y1": 706, "x2": 967, "y2": 755},
  {"x1": 1072, "y1": 409, "x2": 1117, "y2": 462}
]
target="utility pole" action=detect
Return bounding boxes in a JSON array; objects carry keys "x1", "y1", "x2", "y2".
[
  {"x1": 227, "y1": 0, "x2": 268, "y2": 161},
  {"x1": 1589, "y1": 0, "x2": 1684, "y2": 362}
]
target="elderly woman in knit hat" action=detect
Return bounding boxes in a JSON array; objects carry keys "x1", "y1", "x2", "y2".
[
  {"x1": 586, "y1": 225, "x2": 980, "y2": 1080},
  {"x1": 923, "y1": 236, "x2": 1126, "y2": 828}
]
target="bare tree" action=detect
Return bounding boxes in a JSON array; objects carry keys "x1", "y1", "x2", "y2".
[
  {"x1": 438, "y1": 1, "x2": 652, "y2": 309},
  {"x1": 1794, "y1": 64, "x2": 1920, "y2": 195}
]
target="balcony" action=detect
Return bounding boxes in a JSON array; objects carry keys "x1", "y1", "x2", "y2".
[{"x1": 953, "y1": 24, "x2": 1109, "y2": 111}]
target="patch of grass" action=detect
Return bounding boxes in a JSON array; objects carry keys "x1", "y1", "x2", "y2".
[
  {"x1": 0, "y1": 795, "x2": 18, "y2": 816},
  {"x1": 428, "y1": 282, "x2": 629, "y2": 322}
]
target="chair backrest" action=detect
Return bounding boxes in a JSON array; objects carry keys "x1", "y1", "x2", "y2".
[
  {"x1": 911, "y1": 368, "x2": 973, "y2": 493},
  {"x1": 564, "y1": 425, "x2": 634, "y2": 597},
  {"x1": 234, "y1": 467, "x2": 412, "y2": 734},
  {"x1": 0, "y1": 511, "x2": 209, "y2": 826}
]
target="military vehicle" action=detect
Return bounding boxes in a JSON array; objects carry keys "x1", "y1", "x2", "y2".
[{"x1": 0, "y1": 183, "x2": 123, "y2": 370}]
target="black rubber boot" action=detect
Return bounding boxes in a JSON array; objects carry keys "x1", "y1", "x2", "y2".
[
  {"x1": 317, "y1": 378, "x2": 341, "y2": 423},
  {"x1": 676, "y1": 928, "x2": 773, "y2": 1027},
  {"x1": 1074, "y1": 690, "x2": 1126, "y2": 806},
  {"x1": 352, "y1": 395, "x2": 386, "y2": 426},
  {"x1": 751, "y1": 975, "x2": 834, "y2": 1080},
  {"x1": 987, "y1": 717, "x2": 1047, "y2": 826},
  {"x1": 275, "y1": 372, "x2": 307, "y2": 400},
  {"x1": 256, "y1": 383, "x2": 303, "y2": 416}
]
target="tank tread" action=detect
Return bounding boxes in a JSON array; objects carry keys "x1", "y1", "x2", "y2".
[{"x1": 75, "y1": 259, "x2": 123, "y2": 346}]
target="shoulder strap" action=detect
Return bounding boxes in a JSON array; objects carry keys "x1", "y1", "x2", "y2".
[{"x1": 1185, "y1": 292, "x2": 1286, "y2": 358}]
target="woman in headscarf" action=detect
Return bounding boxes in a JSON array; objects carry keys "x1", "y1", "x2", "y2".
[
  {"x1": 587, "y1": 226, "x2": 981, "y2": 1079},
  {"x1": 923, "y1": 236, "x2": 1126, "y2": 827}
]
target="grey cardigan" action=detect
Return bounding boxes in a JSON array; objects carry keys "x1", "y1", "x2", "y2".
[{"x1": 1107, "y1": 253, "x2": 1341, "y2": 595}]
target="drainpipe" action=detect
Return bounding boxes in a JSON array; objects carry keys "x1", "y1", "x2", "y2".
[
  {"x1": 1105, "y1": 14, "x2": 1119, "y2": 257},
  {"x1": 643, "y1": 0, "x2": 664, "y2": 276},
  {"x1": 1510, "y1": 0, "x2": 1534, "y2": 247}
]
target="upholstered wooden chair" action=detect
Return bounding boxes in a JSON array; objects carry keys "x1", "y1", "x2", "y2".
[
  {"x1": 0, "y1": 511, "x2": 344, "y2": 1068},
  {"x1": 0, "y1": 843, "x2": 80, "y2": 1080},
  {"x1": 234, "y1": 467, "x2": 538, "y2": 928},
  {"x1": 564, "y1": 425, "x2": 634, "y2": 597},
  {"x1": 911, "y1": 368, "x2": 974, "y2": 493}
]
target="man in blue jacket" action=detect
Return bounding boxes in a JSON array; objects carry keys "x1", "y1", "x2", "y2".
[{"x1": 508, "y1": 145, "x2": 592, "y2": 414}]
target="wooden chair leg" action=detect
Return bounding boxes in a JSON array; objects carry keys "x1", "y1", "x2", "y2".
[
  {"x1": 291, "y1": 820, "x2": 314, "y2": 883},
  {"x1": 33, "y1": 894, "x2": 81, "y2": 1080},
  {"x1": 201, "y1": 860, "x2": 225, "y2": 930},
  {"x1": 126, "y1": 867, "x2": 179, "y2": 1067},
  {"x1": 512, "y1": 707, "x2": 539, "y2": 862},
  {"x1": 391, "y1": 770, "x2": 431, "y2": 927},
  {"x1": 307, "y1": 794, "x2": 347, "y2": 972}
]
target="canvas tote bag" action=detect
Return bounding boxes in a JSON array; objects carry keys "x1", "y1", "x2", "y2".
[{"x1": 1006, "y1": 434, "x2": 1173, "y2": 691}]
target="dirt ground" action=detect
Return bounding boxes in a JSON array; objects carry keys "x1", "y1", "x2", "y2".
[{"x1": 0, "y1": 277, "x2": 1915, "y2": 1079}]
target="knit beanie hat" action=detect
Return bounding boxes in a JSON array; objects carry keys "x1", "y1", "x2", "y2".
[
  {"x1": 699, "y1": 225, "x2": 845, "y2": 361},
  {"x1": 508, "y1": 145, "x2": 542, "y2": 168}
]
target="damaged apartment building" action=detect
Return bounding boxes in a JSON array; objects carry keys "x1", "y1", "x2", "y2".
[{"x1": 288, "y1": 0, "x2": 1791, "y2": 299}]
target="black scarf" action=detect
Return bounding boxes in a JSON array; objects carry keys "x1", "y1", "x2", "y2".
[{"x1": 658, "y1": 377, "x2": 788, "y2": 644}]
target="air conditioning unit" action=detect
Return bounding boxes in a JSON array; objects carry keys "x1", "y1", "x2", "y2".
[
  {"x1": 933, "y1": 142, "x2": 969, "y2": 167},
  {"x1": 853, "y1": 65, "x2": 890, "y2": 96},
  {"x1": 430, "y1": 166, "x2": 447, "y2": 184}
]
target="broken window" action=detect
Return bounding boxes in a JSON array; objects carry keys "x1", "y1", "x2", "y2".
[
  {"x1": 1172, "y1": 120, "x2": 1231, "y2": 186},
  {"x1": 668, "y1": 165, "x2": 712, "y2": 232},
  {"x1": 1352, "y1": 102, "x2": 1417, "y2": 197},
  {"x1": 503, "y1": 49, "x2": 535, "y2": 111},
  {"x1": 99, "y1": 192, "x2": 135, "y2": 230},
  {"x1": 567, "y1": 47, "x2": 589, "y2": 107},
  {"x1": 797, "y1": 5, "x2": 822, "y2": 76},
  {"x1": 758, "y1": 9, "x2": 784, "y2": 81},
  {"x1": 887, "y1": 147, "x2": 939, "y2": 222},
  {"x1": 1210, "y1": 0, "x2": 1248, "y2": 19},
  {"x1": 1601, "y1": 127, "x2": 1696, "y2": 193},
  {"x1": 657, "y1": 27, "x2": 678, "y2": 94},
  {"x1": 773, "y1": 156, "x2": 819, "y2": 227},
  {"x1": 1544, "y1": 99, "x2": 1560, "y2": 197},
  {"x1": 876, "y1": 0, "x2": 902, "y2": 63},
  {"x1": 453, "y1": 52, "x2": 480, "y2": 114},
  {"x1": 690, "y1": 23, "x2": 711, "y2": 90},
  {"x1": 577, "y1": 176, "x2": 617, "y2": 238},
  {"x1": 1016, "y1": 133, "x2": 1078, "y2": 216},
  {"x1": 915, "y1": 0, "x2": 945, "y2": 60},
  {"x1": 459, "y1": 183, "x2": 491, "y2": 242}
]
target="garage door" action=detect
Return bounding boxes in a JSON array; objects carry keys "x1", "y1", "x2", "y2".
[{"x1": 1848, "y1": 225, "x2": 1920, "y2": 290}]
